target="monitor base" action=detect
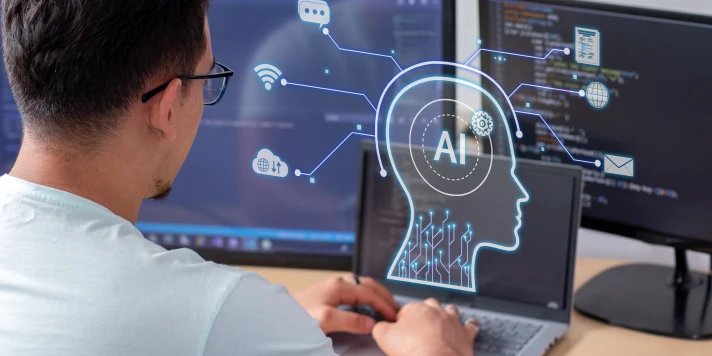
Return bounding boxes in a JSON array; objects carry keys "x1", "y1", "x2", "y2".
[{"x1": 575, "y1": 251, "x2": 712, "y2": 340}]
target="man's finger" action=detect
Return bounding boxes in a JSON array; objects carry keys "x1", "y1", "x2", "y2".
[
  {"x1": 444, "y1": 304, "x2": 460, "y2": 320},
  {"x1": 424, "y1": 298, "x2": 442, "y2": 310},
  {"x1": 464, "y1": 318, "x2": 480, "y2": 339},
  {"x1": 336, "y1": 282, "x2": 398, "y2": 321},
  {"x1": 321, "y1": 308, "x2": 376, "y2": 335},
  {"x1": 358, "y1": 276, "x2": 400, "y2": 311}
]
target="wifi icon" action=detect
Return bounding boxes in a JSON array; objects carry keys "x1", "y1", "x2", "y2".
[{"x1": 254, "y1": 64, "x2": 282, "y2": 91}]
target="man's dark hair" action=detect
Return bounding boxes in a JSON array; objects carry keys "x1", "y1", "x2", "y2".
[{"x1": 1, "y1": 0, "x2": 210, "y2": 149}]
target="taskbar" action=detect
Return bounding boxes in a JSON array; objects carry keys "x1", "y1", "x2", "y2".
[{"x1": 141, "y1": 232, "x2": 354, "y2": 256}]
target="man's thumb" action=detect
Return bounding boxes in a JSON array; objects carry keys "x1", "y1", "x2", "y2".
[
  {"x1": 372, "y1": 321, "x2": 396, "y2": 352},
  {"x1": 371, "y1": 320, "x2": 392, "y2": 340}
]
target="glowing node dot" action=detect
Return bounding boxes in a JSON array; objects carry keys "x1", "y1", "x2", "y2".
[
  {"x1": 280, "y1": 79, "x2": 287, "y2": 86},
  {"x1": 595, "y1": 160, "x2": 602, "y2": 168},
  {"x1": 265, "y1": 83, "x2": 272, "y2": 91},
  {"x1": 380, "y1": 169, "x2": 387, "y2": 178},
  {"x1": 516, "y1": 131, "x2": 524, "y2": 139},
  {"x1": 322, "y1": 28, "x2": 329, "y2": 35},
  {"x1": 564, "y1": 48, "x2": 571, "y2": 55},
  {"x1": 579, "y1": 90, "x2": 586, "y2": 97},
  {"x1": 295, "y1": 169, "x2": 301, "y2": 177}
]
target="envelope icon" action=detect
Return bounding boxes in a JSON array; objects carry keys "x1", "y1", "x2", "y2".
[{"x1": 603, "y1": 154, "x2": 635, "y2": 178}]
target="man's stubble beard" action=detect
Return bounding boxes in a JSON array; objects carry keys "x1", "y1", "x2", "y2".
[{"x1": 149, "y1": 179, "x2": 173, "y2": 201}]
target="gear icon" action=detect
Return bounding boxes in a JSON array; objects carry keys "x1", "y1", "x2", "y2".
[{"x1": 471, "y1": 111, "x2": 494, "y2": 137}]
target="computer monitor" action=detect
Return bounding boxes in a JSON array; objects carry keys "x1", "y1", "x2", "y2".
[
  {"x1": 0, "y1": 0, "x2": 455, "y2": 270},
  {"x1": 478, "y1": 0, "x2": 712, "y2": 339}
]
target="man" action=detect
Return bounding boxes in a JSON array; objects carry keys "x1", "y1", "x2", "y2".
[{"x1": 0, "y1": 1, "x2": 479, "y2": 355}]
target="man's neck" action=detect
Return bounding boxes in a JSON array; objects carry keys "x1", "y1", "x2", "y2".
[{"x1": 9, "y1": 139, "x2": 147, "y2": 224}]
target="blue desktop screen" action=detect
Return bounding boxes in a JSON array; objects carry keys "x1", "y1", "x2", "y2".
[{"x1": 0, "y1": 0, "x2": 446, "y2": 256}]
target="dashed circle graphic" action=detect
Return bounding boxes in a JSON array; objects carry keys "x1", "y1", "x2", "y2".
[{"x1": 421, "y1": 114, "x2": 480, "y2": 182}]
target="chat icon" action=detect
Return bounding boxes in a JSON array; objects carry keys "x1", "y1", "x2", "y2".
[{"x1": 298, "y1": 0, "x2": 331, "y2": 29}]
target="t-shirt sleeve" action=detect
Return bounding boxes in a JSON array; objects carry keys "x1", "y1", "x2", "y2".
[{"x1": 203, "y1": 273, "x2": 337, "y2": 356}]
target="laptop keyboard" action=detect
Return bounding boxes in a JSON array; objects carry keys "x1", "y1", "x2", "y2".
[
  {"x1": 460, "y1": 311, "x2": 543, "y2": 356},
  {"x1": 345, "y1": 304, "x2": 543, "y2": 356}
]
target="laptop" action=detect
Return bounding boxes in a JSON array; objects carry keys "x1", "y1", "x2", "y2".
[{"x1": 331, "y1": 142, "x2": 582, "y2": 356}]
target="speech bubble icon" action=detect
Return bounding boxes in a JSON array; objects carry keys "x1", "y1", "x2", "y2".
[{"x1": 298, "y1": 0, "x2": 331, "y2": 29}]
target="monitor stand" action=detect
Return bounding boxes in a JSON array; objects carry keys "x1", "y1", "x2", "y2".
[{"x1": 575, "y1": 248, "x2": 712, "y2": 340}]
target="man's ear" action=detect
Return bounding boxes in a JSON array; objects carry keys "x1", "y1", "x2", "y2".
[{"x1": 147, "y1": 78, "x2": 182, "y2": 141}]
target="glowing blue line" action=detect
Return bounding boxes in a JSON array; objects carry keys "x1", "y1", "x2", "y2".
[
  {"x1": 464, "y1": 48, "x2": 568, "y2": 66},
  {"x1": 420, "y1": 223, "x2": 432, "y2": 234},
  {"x1": 413, "y1": 231, "x2": 424, "y2": 262},
  {"x1": 327, "y1": 33, "x2": 403, "y2": 71},
  {"x1": 450, "y1": 257, "x2": 461, "y2": 268},
  {"x1": 417, "y1": 264, "x2": 426, "y2": 275},
  {"x1": 410, "y1": 225, "x2": 419, "y2": 253},
  {"x1": 433, "y1": 231, "x2": 444, "y2": 248},
  {"x1": 433, "y1": 211, "x2": 447, "y2": 248},
  {"x1": 508, "y1": 83, "x2": 583, "y2": 98},
  {"x1": 285, "y1": 81, "x2": 376, "y2": 111},
  {"x1": 298, "y1": 132, "x2": 375, "y2": 177},
  {"x1": 515, "y1": 111, "x2": 598, "y2": 166}
]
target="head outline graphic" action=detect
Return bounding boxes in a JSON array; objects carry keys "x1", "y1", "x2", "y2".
[{"x1": 374, "y1": 61, "x2": 530, "y2": 293}]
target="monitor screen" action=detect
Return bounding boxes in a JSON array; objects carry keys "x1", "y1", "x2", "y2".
[
  {"x1": 357, "y1": 146, "x2": 580, "y2": 311},
  {"x1": 0, "y1": 0, "x2": 449, "y2": 265},
  {"x1": 479, "y1": 0, "x2": 712, "y2": 245}
]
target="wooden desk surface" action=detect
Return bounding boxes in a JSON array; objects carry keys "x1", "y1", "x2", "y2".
[{"x1": 242, "y1": 259, "x2": 711, "y2": 356}]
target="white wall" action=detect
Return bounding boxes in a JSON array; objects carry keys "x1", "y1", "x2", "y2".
[{"x1": 456, "y1": 0, "x2": 711, "y2": 271}]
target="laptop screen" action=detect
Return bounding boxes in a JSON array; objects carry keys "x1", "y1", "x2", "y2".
[{"x1": 356, "y1": 145, "x2": 580, "y2": 312}]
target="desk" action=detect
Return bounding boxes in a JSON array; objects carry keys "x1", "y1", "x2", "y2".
[{"x1": 242, "y1": 259, "x2": 711, "y2": 356}]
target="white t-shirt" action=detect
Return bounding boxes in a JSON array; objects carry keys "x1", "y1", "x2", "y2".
[{"x1": 0, "y1": 175, "x2": 337, "y2": 356}]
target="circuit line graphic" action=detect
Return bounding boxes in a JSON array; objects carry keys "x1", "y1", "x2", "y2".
[
  {"x1": 295, "y1": 131, "x2": 375, "y2": 177},
  {"x1": 279, "y1": 27, "x2": 595, "y2": 187},
  {"x1": 396, "y1": 211, "x2": 475, "y2": 288},
  {"x1": 515, "y1": 110, "x2": 600, "y2": 166},
  {"x1": 282, "y1": 79, "x2": 376, "y2": 111},
  {"x1": 280, "y1": 45, "x2": 589, "y2": 178},
  {"x1": 509, "y1": 83, "x2": 586, "y2": 99},
  {"x1": 464, "y1": 47, "x2": 570, "y2": 66},
  {"x1": 324, "y1": 28, "x2": 403, "y2": 71}
]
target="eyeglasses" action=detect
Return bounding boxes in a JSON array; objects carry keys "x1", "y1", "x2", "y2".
[{"x1": 141, "y1": 62, "x2": 234, "y2": 106}]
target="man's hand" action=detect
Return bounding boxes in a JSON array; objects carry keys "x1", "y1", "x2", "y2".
[
  {"x1": 372, "y1": 298, "x2": 480, "y2": 356},
  {"x1": 292, "y1": 275, "x2": 400, "y2": 335}
]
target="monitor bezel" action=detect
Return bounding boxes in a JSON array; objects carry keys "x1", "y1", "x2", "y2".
[
  {"x1": 353, "y1": 141, "x2": 583, "y2": 324},
  {"x1": 478, "y1": 0, "x2": 712, "y2": 254},
  {"x1": 193, "y1": 0, "x2": 458, "y2": 270}
]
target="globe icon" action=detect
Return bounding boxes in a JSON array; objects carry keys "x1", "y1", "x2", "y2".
[
  {"x1": 257, "y1": 158, "x2": 270, "y2": 172},
  {"x1": 586, "y1": 82, "x2": 609, "y2": 109}
]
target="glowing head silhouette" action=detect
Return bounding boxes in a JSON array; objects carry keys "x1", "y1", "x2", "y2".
[{"x1": 375, "y1": 62, "x2": 529, "y2": 293}]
